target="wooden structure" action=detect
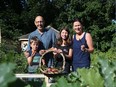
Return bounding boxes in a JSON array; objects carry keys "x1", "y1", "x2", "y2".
[{"x1": 15, "y1": 74, "x2": 53, "y2": 87}]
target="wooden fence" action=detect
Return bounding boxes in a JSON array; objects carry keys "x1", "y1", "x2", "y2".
[{"x1": 15, "y1": 74, "x2": 53, "y2": 87}]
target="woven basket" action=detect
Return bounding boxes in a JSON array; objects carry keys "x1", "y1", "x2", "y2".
[{"x1": 39, "y1": 50, "x2": 65, "y2": 75}]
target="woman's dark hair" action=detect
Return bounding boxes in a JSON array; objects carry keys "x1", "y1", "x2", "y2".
[
  {"x1": 56, "y1": 26, "x2": 72, "y2": 46},
  {"x1": 73, "y1": 18, "x2": 83, "y2": 25}
]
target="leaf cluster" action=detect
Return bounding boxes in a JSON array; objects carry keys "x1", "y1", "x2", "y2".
[{"x1": 51, "y1": 48, "x2": 116, "y2": 87}]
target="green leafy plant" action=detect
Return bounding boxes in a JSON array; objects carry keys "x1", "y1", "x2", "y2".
[
  {"x1": 98, "y1": 57, "x2": 116, "y2": 87},
  {"x1": 78, "y1": 68, "x2": 104, "y2": 87},
  {"x1": 51, "y1": 48, "x2": 116, "y2": 87},
  {"x1": 0, "y1": 63, "x2": 16, "y2": 87}
]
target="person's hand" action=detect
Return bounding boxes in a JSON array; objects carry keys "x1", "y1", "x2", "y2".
[
  {"x1": 53, "y1": 48, "x2": 58, "y2": 56},
  {"x1": 81, "y1": 45, "x2": 86, "y2": 51},
  {"x1": 24, "y1": 51, "x2": 29, "y2": 58},
  {"x1": 31, "y1": 50, "x2": 36, "y2": 57},
  {"x1": 53, "y1": 48, "x2": 58, "y2": 53},
  {"x1": 53, "y1": 49, "x2": 62, "y2": 58},
  {"x1": 57, "y1": 49, "x2": 63, "y2": 53},
  {"x1": 81, "y1": 45, "x2": 88, "y2": 52},
  {"x1": 39, "y1": 50, "x2": 46, "y2": 55}
]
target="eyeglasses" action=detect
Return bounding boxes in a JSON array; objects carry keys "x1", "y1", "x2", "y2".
[{"x1": 35, "y1": 21, "x2": 44, "y2": 23}]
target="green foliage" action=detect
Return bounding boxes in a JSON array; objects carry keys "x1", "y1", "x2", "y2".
[
  {"x1": 0, "y1": 63, "x2": 39, "y2": 87},
  {"x1": 13, "y1": 53, "x2": 28, "y2": 73},
  {"x1": 0, "y1": 0, "x2": 116, "y2": 86},
  {"x1": 0, "y1": 41, "x2": 45, "y2": 87},
  {"x1": 0, "y1": 63, "x2": 16, "y2": 87},
  {"x1": 1, "y1": 48, "x2": 115, "y2": 87},
  {"x1": 0, "y1": 0, "x2": 115, "y2": 51},
  {"x1": 51, "y1": 76, "x2": 80, "y2": 87},
  {"x1": 78, "y1": 68, "x2": 104, "y2": 87},
  {"x1": 0, "y1": 40, "x2": 27, "y2": 73},
  {"x1": 51, "y1": 48, "x2": 116, "y2": 87},
  {"x1": 98, "y1": 57, "x2": 116, "y2": 87},
  {"x1": 0, "y1": 9, "x2": 21, "y2": 40},
  {"x1": 66, "y1": 67, "x2": 104, "y2": 87}
]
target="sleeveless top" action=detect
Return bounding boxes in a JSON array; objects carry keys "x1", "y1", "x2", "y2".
[
  {"x1": 72, "y1": 32, "x2": 90, "y2": 66},
  {"x1": 28, "y1": 50, "x2": 41, "y2": 73}
]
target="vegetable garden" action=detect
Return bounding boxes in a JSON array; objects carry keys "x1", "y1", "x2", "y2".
[
  {"x1": 0, "y1": 0, "x2": 115, "y2": 87},
  {"x1": 0, "y1": 40, "x2": 116, "y2": 87}
]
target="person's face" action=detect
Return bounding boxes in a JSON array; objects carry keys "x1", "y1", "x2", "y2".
[
  {"x1": 30, "y1": 42, "x2": 39, "y2": 51},
  {"x1": 60, "y1": 29, "x2": 69, "y2": 40},
  {"x1": 34, "y1": 16, "x2": 44, "y2": 31},
  {"x1": 73, "y1": 21, "x2": 82, "y2": 34}
]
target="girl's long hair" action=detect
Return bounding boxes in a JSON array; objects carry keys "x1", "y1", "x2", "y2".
[{"x1": 56, "y1": 27, "x2": 72, "y2": 46}]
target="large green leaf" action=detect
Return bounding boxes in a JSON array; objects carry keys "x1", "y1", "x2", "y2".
[
  {"x1": 0, "y1": 63, "x2": 16, "y2": 87},
  {"x1": 67, "y1": 72, "x2": 79, "y2": 82},
  {"x1": 98, "y1": 57, "x2": 116, "y2": 87},
  {"x1": 51, "y1": 77, "x2": 67, "y2": 87},
  {"x1": 78, "y1": 68, "x2": 104, "y2": 87}
]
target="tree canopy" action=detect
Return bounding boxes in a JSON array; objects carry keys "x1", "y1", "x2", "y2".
[{"x1": 0, "y1": 0, "x2": 115, "y2": 51}]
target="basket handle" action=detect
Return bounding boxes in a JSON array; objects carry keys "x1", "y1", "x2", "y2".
[{"x1": 39, "y1": 50, "x2": 65, "y2": 73}]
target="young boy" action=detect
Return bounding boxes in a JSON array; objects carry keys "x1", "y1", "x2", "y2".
[{"x1": 25, "y1": 36, "x2": 45, "y2": 74}]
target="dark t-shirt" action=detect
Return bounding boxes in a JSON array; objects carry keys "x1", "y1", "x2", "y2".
[
  {"x1": 55, "y1": 45, "x2": 72, "y2": 62},
  {"x1": 55, "y1": 44, "x2": 72, "y2": 73}
]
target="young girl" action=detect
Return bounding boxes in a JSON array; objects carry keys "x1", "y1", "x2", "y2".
[
  {"x1": 25, "y1": 36, "x2": 45, "y2": 74},
  {"x1": 53, "y1": 27, "x2": 73, "y2": 74}
]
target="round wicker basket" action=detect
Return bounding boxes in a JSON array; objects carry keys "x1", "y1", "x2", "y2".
[{"x1": 39, "y1": 50, "x2": 65, "y2": 75}]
